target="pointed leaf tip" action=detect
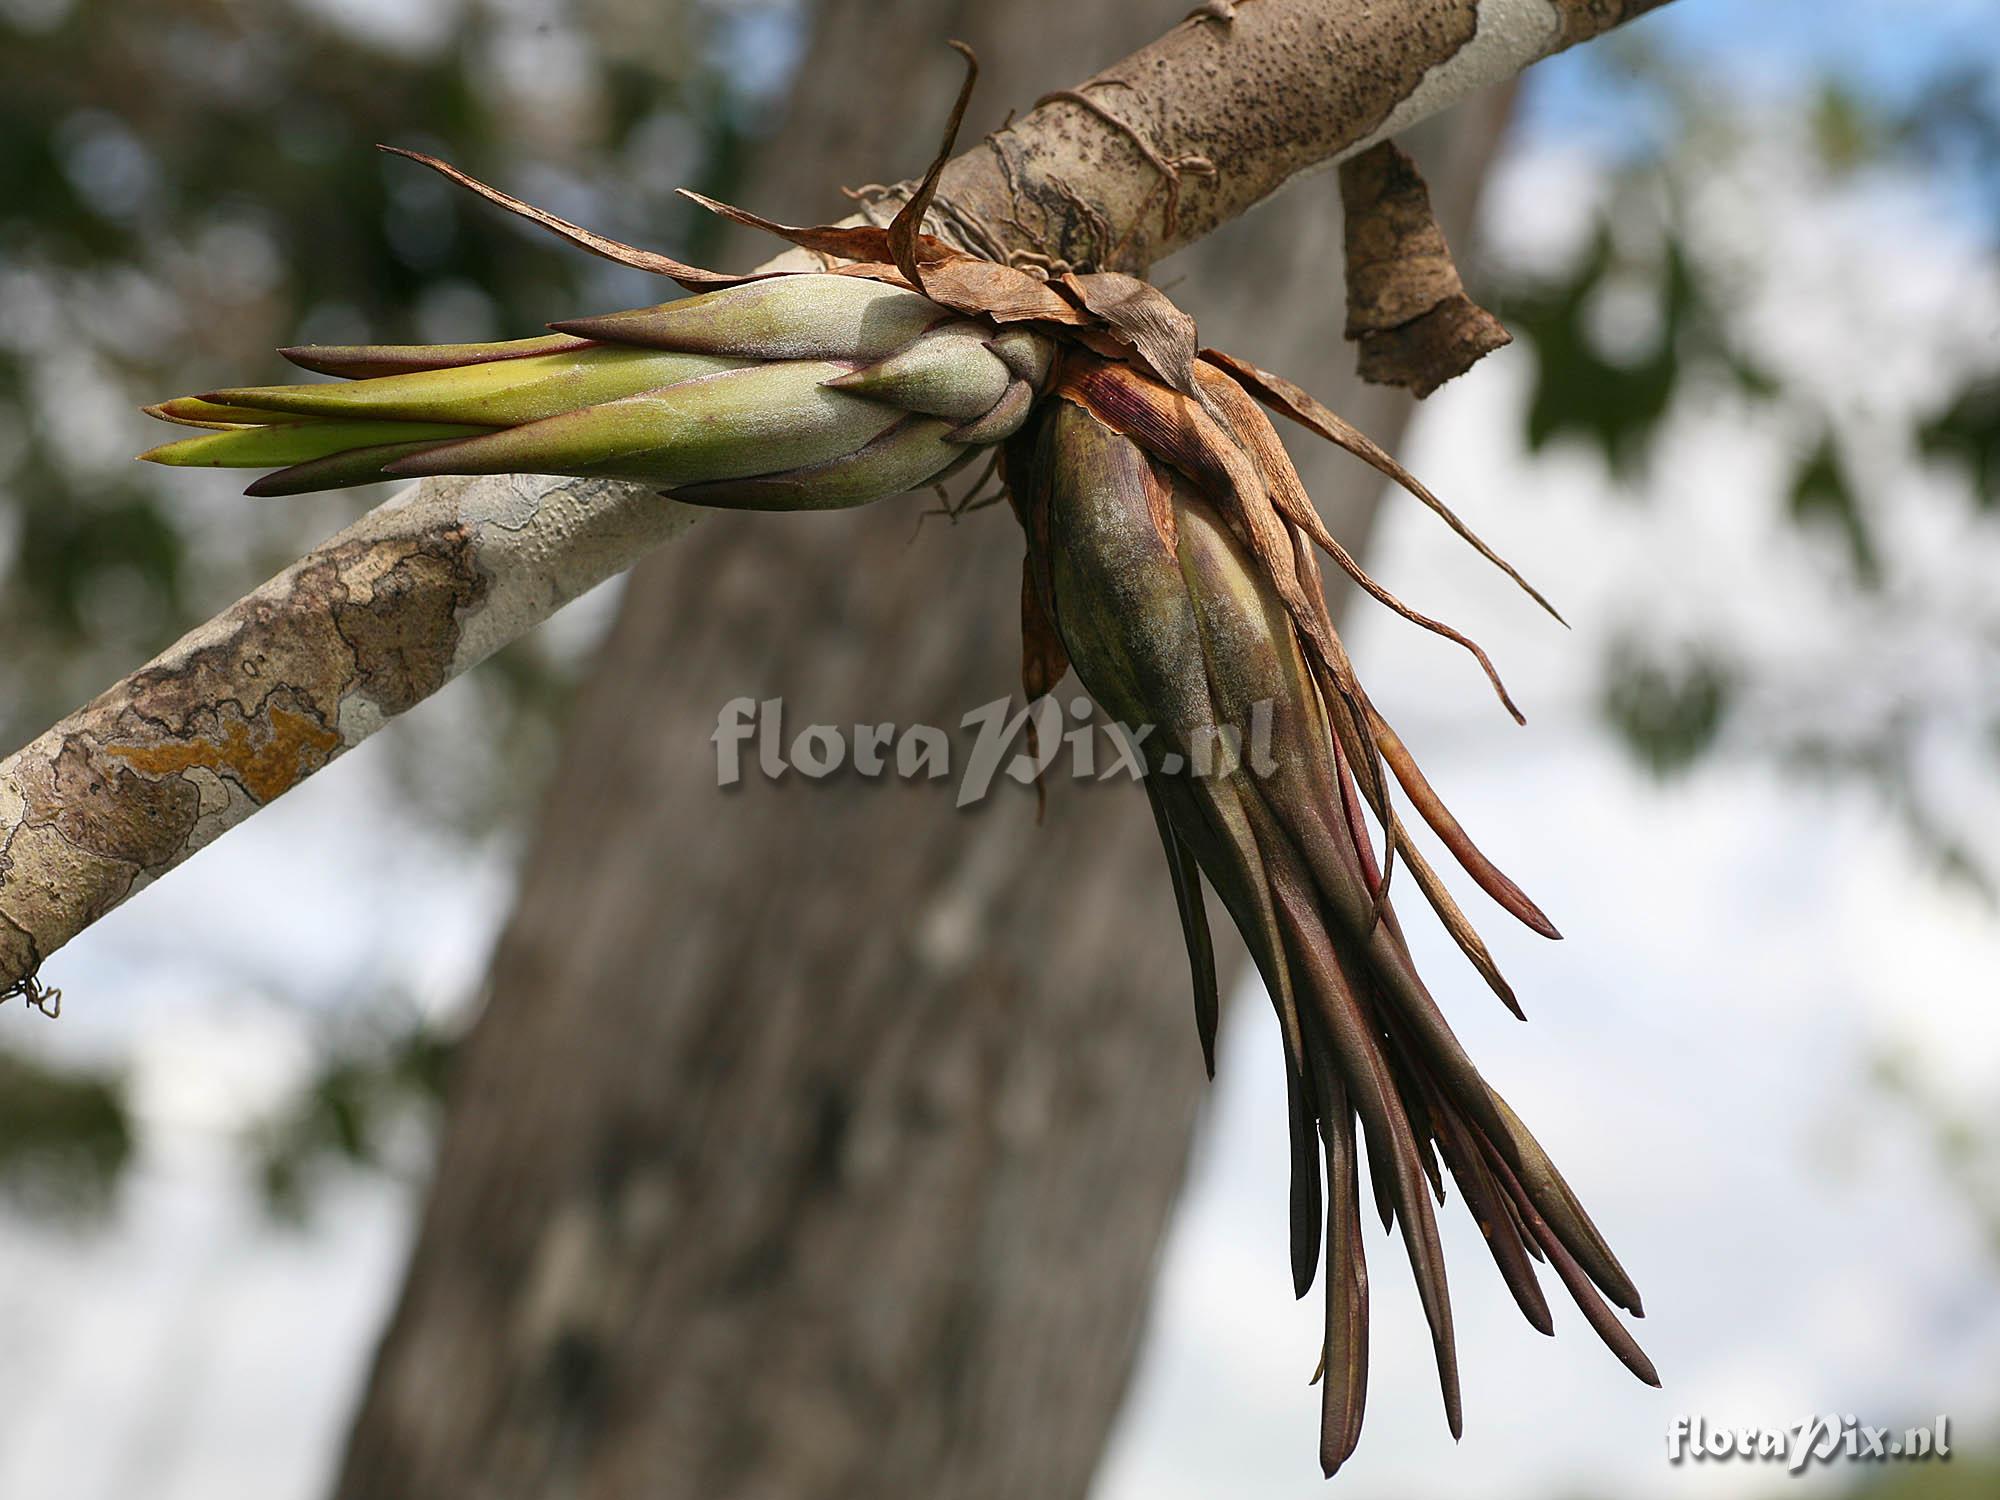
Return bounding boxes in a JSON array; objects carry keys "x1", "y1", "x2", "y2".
[
  {"x1": 1200, "y1": 347, "x2": 1567, "y2": 628},
  {"x1": 378, "y1": 144, "x2": 742, "y2": 287},
  {"x1": 888, "y1": 39, "x2": 980, "y2": 293}
]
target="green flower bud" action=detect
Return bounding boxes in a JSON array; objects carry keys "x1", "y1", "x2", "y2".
[
  {"x1": 140, "y1": 274, "x2": 1053, "y2": 507},
  {"x1": 201, "y1": 347, "x2": 746, "y2": 427},
  {"x1": 823, "y1": 321, "x2": 1013, "y2": 421},
  {"x1": 384, "y1": 359, "x2": 905, "y2": 486},
  {"x1": 278, "y1": 330, "x2": 595, "y2": 378},
  {"x1": 549, "y1": 274, "x2": 947, "y2": 361},
  {"x1": 672, "y1": 417, "x2": 963, "y2": 512},
  {"x1": 138, "y1": 418, "x2": 492, "y2": 472}
]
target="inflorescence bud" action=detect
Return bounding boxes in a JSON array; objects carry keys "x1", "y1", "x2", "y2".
[{"x1": 140, "y1": 275, "x2": 1052, "y2": 509}]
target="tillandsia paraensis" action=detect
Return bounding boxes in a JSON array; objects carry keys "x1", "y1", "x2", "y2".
[{"x1": 138, "y1": 50, "x2": 1654, "y2": 1477}]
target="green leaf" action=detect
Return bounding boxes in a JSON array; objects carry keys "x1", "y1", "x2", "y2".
[
  {"x1": 1787, "y1": 433, "x2": 1880, "y2": 586},
  {"x1": 0, "y1": 1047, "x2": 133, "y2": 1223},
  {"x1": 1599, "y1": 639, "x2": 1734, "y2": 778},
  {"x1": 1919, "y1": 375, "x2": 2000, "y2": 510}
]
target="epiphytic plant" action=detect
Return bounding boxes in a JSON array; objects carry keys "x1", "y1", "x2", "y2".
[{"x1": 133, "y1": 50, "x2": 1657, "y2": 1474}]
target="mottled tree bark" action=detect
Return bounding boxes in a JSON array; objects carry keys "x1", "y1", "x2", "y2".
[{"x1": 329, "y1": 4, "x2": 1517, "y2": 1496}]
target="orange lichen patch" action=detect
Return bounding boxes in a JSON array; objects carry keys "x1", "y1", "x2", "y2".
[{"x1": 102, "y1": 705, "x2": 342, "y2": 806}]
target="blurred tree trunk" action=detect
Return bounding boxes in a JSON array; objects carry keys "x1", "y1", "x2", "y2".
[{"x1": 331, "y1": 5, "x2": 1513, "y2": 1497}]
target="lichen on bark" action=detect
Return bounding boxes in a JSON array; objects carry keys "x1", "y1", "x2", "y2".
[{"x1": 0, "y1": 476, "x2": 689, "y2": 989}]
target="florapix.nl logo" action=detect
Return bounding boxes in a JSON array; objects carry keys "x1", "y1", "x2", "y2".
[
  {"x1": 1668, "y1": 1415, "x2": 1952, "y2": 1474},
  {"x1": 711, "y1": 694, "x2": 1279, "y2": 807}
]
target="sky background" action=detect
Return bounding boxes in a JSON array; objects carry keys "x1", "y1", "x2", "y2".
[{"x1": 4, "y1": 2, "x2": 1999, "y2": 1497}]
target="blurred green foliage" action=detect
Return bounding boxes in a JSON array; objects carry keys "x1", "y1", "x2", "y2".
[
  {"x1": 0, "y1": 0, "x2": 773, "y2": 1223},
  {"x1": 1504, "y1": 222, "x2": 1772, "y2": 478},
  {"x1": 251, "y1": 1003, "x2": 455, "y2": 1224},
  {"x1": 1599, "y1": 636, "x2": 1734, "y2": 778},
  {"x1": 0, "y1": 1045, "x2": 132, "y2": 1221},
  {"x1": 1787, "y1": 432, "x2": 1878, "y2": 587},
  {"x1": 1496, "y1": 46, "x2": 2000, "y2": 903},
  {"x1": 0, "y1": 0, "x2": 761, "y2": 788},
  {"x1": 1920, "y1": 377, "x2": 2000, "y2": 510},
  {"x1": 5, "y1": 0, "x2": 563, "y2": 738}
]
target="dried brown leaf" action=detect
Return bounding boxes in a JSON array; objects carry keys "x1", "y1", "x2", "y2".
[
  {"x1": 1017, "y1": 553, "x2": 1071, "y2": 822},
  {"x1": 676, "y1": 189, "x2": 906, "y2": 266},
  {"x1": 1200, "y1": 347, "x2": 1565, "y2": 626},
  {"x1": 1195, "y1": 361, "x2": 1528, "y2": 725},
  {"x1": 1281, "y1": 908, "x2": 1460, "y2": 1441},
  {"x1": 889, "y1": 40, "x2": 980, "y2": 293},
  {"x1": 1060, "y1": 270, "x2": 1199, "y2": 394},
  {"x1": 1060, "y1": 363, "x2": 1365, "y2": 742},
  {"x1": 1388, "y1": 814, "x2": 1525, "y2": 1018},
  {"x1": 1291, "y1": 528, "x2": 1401, "y2": 911},
  {"x1": 1479, "y1": 1133, "x2": 1659, "y2": 1386},
  {"x1": 1019, "y1": 555, "x2": 1070, "y2": 702},
  {"x1": 1144, "y1": 779, "x2": 1220, "y2": 1078},
  {"x1": 917, "y1": 259, "x2": 1091, "y2": 324},
  {"x1": 381, "y1": 146, "x2": 746, "y2": 287},
  {"x1": 1420, "y1": 1075, "x2": 1552, "y2": 1334},
  {"x1": 676, "y1": 196, "x2": 1088, "y2": 327},
  {"x1": 1314, "y1": 1066, "x2": 1369, "y2": 1476},
  {"x1": 1369, "y1": 706, "x2": 1560, "y2": 939}
]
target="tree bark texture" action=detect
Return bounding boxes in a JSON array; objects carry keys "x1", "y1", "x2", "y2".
[
  {"x1": 330, "y1": 6, "x2": 1518, "y2": 1498},
  {"x1": 0, "y1": 0, "x2": 1671, "y2": 994}
]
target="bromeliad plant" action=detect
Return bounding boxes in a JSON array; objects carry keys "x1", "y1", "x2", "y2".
[
  {"x1": 142, "y1": 248, "x2": 1053, "y2": 506},
  {"x1": 140, "y1": 60, "x2": 1655, "y2": 1478}
]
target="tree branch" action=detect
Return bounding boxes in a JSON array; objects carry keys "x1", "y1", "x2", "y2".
[
  {"x1": 0, "y1": 0, "x2": 1675, "y2": 993},
  {"x1": 932, "y1": 0, "x2": 1672, "y2": 270}
]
